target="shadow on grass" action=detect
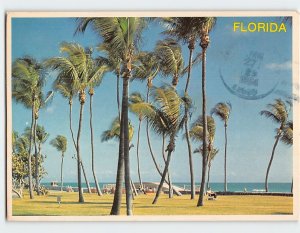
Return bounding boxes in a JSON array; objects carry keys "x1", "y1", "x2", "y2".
[{"x1": 36, "y1": 201, "x2": 113, "y2": 205}]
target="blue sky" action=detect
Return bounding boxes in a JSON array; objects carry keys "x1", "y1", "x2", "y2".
[{"x1": 11, "y1": 17, "x2": 293, "y2": 183}]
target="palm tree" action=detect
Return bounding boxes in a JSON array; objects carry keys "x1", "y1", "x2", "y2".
[
  {"x1": 190, "y1": 115, "x2": 216, "y2": 192},
  {"x1": 35, "y1": 125, "x2": 49, "y2": 187},
  {"x1": 76, "y1": 17, "x2": 147, "y2": 215},
  {"x1": 211, "y1": 102, "x2": 232, "y2": 192},
  {"x1": 101, "y1": 117, "x2": 134, "y2": 208},
  {"x1": 137, "y1": 85, "x2": 185, "y2": 204},
  {"x1": 50, "y1": 135, "x2": 67, "y2": 192},
  {"x1": 155, "y1": 38, "x2": 184, "y2": 88},
  {"x1": 96, "y1": 42, "x2": 122, "y2": 119},
  {"x1": 12, "y1": 56, "x2": 46, "y2": 199},
  {"x1": 101, "y1": 117, "x2": 134, "y2": 144},
  {"x1": 131, "y1": 51, "x2": 169, "y2": 190},
  {"x1": 280, "y1": 121, "x2": 293, "y2": 193},
  {"x1": 46, "y1": 42, "x2": 107, "y2": 203},
  {"x1": 260, "y1": 99, "x2": 291, "y2": 192},
  {"x1": 197, "y1": 17, "x2": 217, "y2": 207},
  {"x1": 52, "y1": 74, "x2": 92, "y2": 195},
  {"x1": 88, "y1": 60, "x2": 108, "y2": 196},
  {"x1": 161, "y1": 17, "x2": 215, "y2": 199},
  {"x1": 129, "y1": 92, "x2": 149, "y2": 189}
]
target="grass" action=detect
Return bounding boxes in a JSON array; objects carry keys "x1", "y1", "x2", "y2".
[{"x1": 12, "y1": 191, "x2": 293, "y2": 216}]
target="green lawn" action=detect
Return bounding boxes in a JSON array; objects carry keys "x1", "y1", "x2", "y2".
[{"x1": 12, "y1": 191, "x2": 293, "y2": 216}]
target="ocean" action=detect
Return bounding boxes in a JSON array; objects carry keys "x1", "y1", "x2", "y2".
[{"x1": 42, "y1": 182, "x2": 292, "y2": 193}]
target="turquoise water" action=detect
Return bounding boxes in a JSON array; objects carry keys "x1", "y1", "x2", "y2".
[{"x1": 43, "y1": 182, "x2": 292, "y2": 193}]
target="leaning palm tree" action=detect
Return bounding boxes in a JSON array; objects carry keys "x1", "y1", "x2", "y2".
[
  {"x1": 197, "y1": 17, "x2": 217, "y2": 207},
  {"x1": 137, "y1": 85, "x2": 185, "y2": 204},
  {"x1": 12, "y1": 56, "x2": 46, "y2": 199},
  {"x1": 76, "y1": 17, "x2": 147, "y2": 215},
  {"x1": 260, "y1": 99, "x2": 291, "y2": 192},
  {"x1": 50, "y1": 135, "x2": 67, "y2": 192},
  {"x1": 211, "y1": 102, "x2": 231, "y2": 192},
  {"x1": 280, "y1": 121, "x2": 293, "y2": 193},
  {"x1": 131, "y1": 51, "x2": 169, "y2": 189},
  {"x1": 46, "y1": 42, "x2": 107, "y2": 203}
]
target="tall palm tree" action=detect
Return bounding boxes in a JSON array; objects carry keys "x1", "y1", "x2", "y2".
[
  {"x1": 12, "y1": 57, "x2": 46, "y2": 199},
  {"x1": 211, "y1": 102, "x2": 232, "y2": 192},
  {"x1": 76, "y1": 17, "x2": 147, "y2": 215},
  {"x1": 136, "y1": 85, "x2": 185, "y2": 204},
  {"x1": 50, "y1": 135, "x2": 67, "y2": 192},
  {"x1": 129, "y1": 92, "x2": 150, "y2": 189},
  {"x1": 131, "y1": 51, "x2": 169, "y2": 189},
  {"x1": 52, "y1": 75, "x2": 92, "y2": 194},
  {"x1": 260, "y1": 99, "x2": 291, "y2": 192},
  {"x1": 161, "y1": 17, "x2": 214, "y2": 199},
  {"x1": 88, "y1": 60, "x2": 108, "y2": 196},
  {"x1": 96, "y1": 42, "x2": 122, "y2": 120},
  {"x1": 46, "y1": 42, "x2": 107, "y2": 203},
  {"x1": 197, "y1": 17, "x2": 217, "y2": 207},
  {"x1": 280, "y1": 121, "x2": 293, "y2": 193}
]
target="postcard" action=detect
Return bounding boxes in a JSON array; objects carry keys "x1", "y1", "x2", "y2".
[{"x1": 6, "y1": 11, "x2": 299, "y2": 221}]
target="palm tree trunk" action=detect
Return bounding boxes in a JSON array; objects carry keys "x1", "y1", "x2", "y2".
[
  {"x1": 131, "y1": 179, "x2": 138, "y2": 196},
  {"x1": 122, "y1": 75, "x2": 132, "y2": 216},
  {"x1": 136, "y1": 119, "x2": 143, "y2": 188},
  {"x1": 110, "y1": 108, "x2": 124, "y2": 215},
  {"x1": 60, "y1": 154, "x2": 64, "y2": 192},
  {"x1": 265, "y1": 133, "x2": 281, "y2": 192},
  {"x1": 117, "y1": 74, "x2": 121, "y2": 120},
  {"x1": 162, "y1": 134, "x2": 173, "y2": 199},
  {"x1": 184, "y1": 118, "x2": 194, "y2": 199},
  {"x1": 224, "y1": 125, "x2": 228, "y2": 192},
  {"x1": 152, "y1": 138, "x2": 175, "y2": 204},
  {"x1": 197, "y1": 46, "x2": 208, "y2": 207},
  {"x1": 81, "y1": 161, "x2": 91, "y2": 194},
  {"x1": 33, "y1": 117, "x2": 40, "y2": 195},
  {"x1": 184, "y1": 43, "x2": 196, "y2": 201},
  {"x1": 69, "y1": 101, "x2": 77, "y2": 148},
  {"x1": 76, "y1": 102, "x2": 85, "y2": 203},
  {"x1": 28, "y1": 106, "x2": 35, "y2": 199},
  {"x1": 89, "y1": 93, "x2": 102, "y2": 196},
  {"x1": 37, "y1": 142, "x2": 42, "y2": 192},
  {"x1": 69, "y1": 101, "x2": 91, "y2": 194},
  {"x1": 207, "y1": 164, "x2": 211, "y2": 190}
]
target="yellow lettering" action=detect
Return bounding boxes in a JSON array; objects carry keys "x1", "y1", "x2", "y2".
[
  {"x1": 257, "y1": 22, "x2": 265, "y2": 32},
  {"x1": 233, "y1": 22, "x2": 240, "y2": 32},
  {"x1": 248, "y1": 22, "x2": 256, "y2": 32},
  {"x1": 241, "y1": 22, "x2": 247, "y2": 32},
  {"x1": 278, "y1": 23, "x2": 287, "y2": 32},
  {"x1": 270, "y1": 23, "x2": 278, "y2": 32}
]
